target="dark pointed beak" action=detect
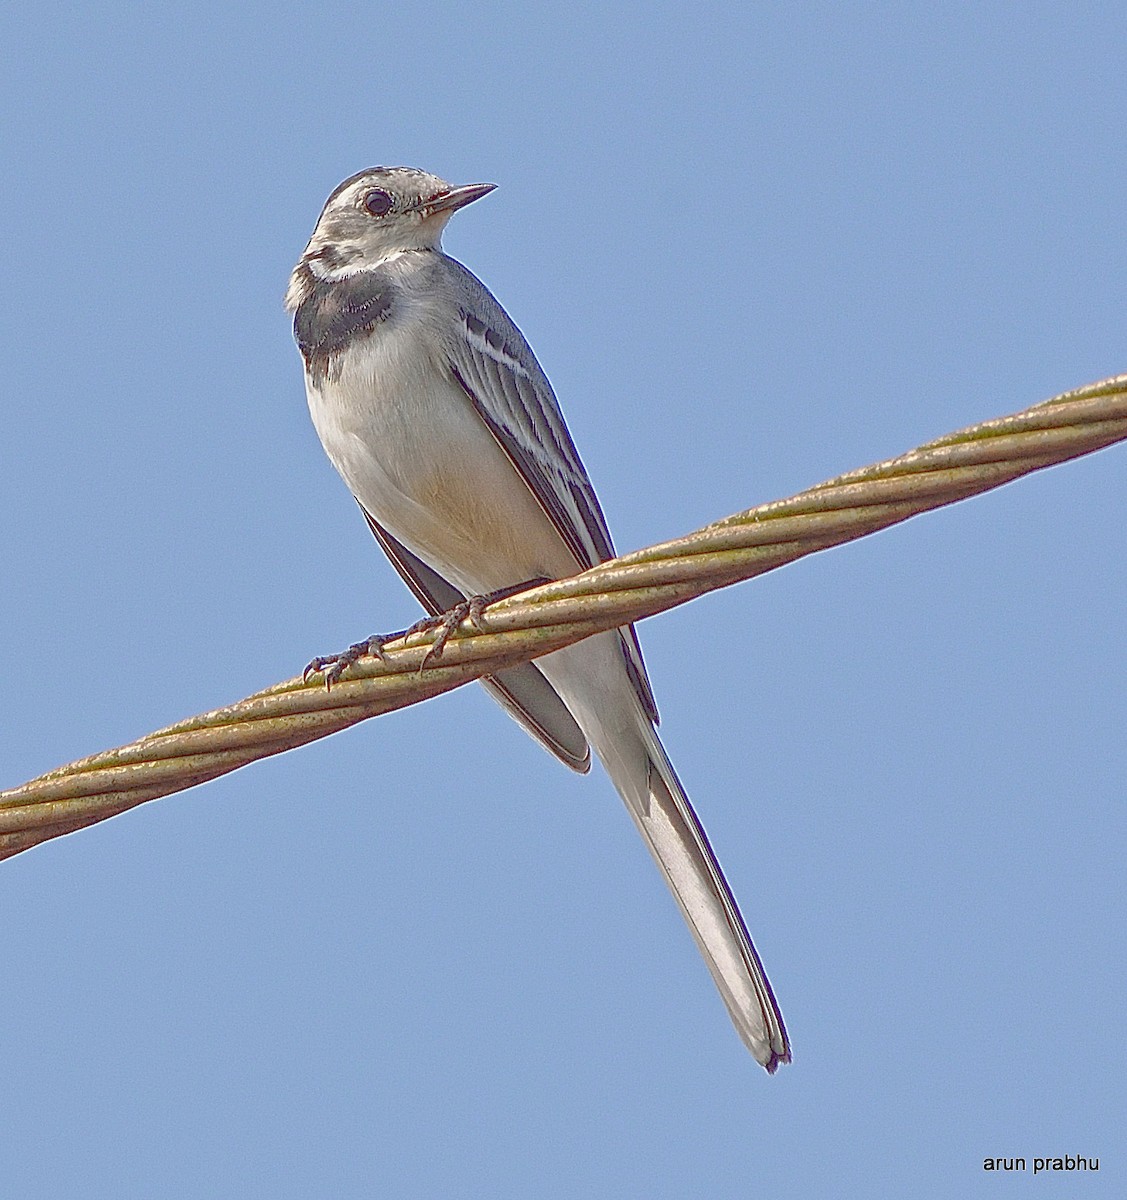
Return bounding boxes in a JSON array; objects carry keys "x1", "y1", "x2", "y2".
[{"x1": 424, "y1": 182, "x2": 497, "y2": 215}]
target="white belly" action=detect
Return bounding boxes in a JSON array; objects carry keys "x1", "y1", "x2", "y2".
[{"x1": 305, "y1": 325, "x2": 576, "y2": 594}]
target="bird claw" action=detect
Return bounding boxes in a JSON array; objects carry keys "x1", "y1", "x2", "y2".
[
  {"x1": 303, "y1": 634, "x2": 395, "y2": 689},
  {"x1": 411, "y1": 597, "x2": 490, "y2": 669},
  {"x1": 303, "y1": 579, "x2": 543, "y2": 687}
]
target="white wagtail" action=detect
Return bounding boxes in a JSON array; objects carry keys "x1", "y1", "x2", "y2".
[{"x1": 287, "y1": 167, "x2": 790, "y2": 1070}]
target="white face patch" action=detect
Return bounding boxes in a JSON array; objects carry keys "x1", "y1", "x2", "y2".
[{"x1": 307, "y1": 247, "x2": 411, "y2": 280}]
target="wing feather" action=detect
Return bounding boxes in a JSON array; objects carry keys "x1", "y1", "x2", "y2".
[
  {"x1": 360, "y1": 503, "x2": 591, "y2": 772},
  {"x1": 445, "y1": 299, "x2": 658, "y2": 723}
]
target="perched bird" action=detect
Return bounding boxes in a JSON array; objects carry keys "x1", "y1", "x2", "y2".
[{"x1": 286, "y1": 167, "x2": 790, "y2": 1070}]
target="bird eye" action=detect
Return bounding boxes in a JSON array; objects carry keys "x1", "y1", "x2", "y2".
[{"x1": 363, "y1": 189, "x2": 394, "y2": 217}]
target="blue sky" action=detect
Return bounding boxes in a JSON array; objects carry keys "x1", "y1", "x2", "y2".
[{"x1": 1, "y1": 4, "x2": 1123, "y2": 1197}]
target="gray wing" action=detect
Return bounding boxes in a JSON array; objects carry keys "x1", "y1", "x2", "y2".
[
  {"x1": 442, "y1": 262, "x2": 658, "y2": 724},
  {"x1": 360, "y1": 503, "x2": 591, "y2": 772}
]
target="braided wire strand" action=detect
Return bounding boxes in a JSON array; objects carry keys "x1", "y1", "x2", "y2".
[{"x1": 2, "y1": 373, "x2": 1124, "y2": 860}]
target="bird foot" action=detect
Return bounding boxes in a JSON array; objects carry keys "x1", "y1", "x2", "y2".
[
  {"x1": 303, "y1": 632, "x2": 401, "y2": 689},
  {"x1": 408, "y1": 596, "x2": 491, "y2": 669},
  {"x1": 303, "y1": 578, "x2": 550, "y2": 687}
]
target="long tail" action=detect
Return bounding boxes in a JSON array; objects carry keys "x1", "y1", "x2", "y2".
[
  {"x1": 538, "y1": 634, "x2": 790, "y2": 1069},
  {"x1": 595, "y1": 708, "x2": 790, "y2": 1071}
]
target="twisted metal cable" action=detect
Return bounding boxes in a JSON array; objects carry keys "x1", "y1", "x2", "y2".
[{"x1": 3, "y1": 372, "x2": 1125, "y2": 860}]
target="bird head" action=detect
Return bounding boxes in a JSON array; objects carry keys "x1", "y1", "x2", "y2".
[{"x1": 286, "y1": 166, "x2": 495, "y2": 307}]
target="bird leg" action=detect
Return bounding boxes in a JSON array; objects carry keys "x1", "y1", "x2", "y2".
[
  {"x1": 303, "y1": 631, "x2": 403, "y2": 689},
  {"x1": 410, "y1": 578, "x2": 551, "y2": 668},
  {"x1": 303, "y1": 578, "x2": 550, "y2": 686}
]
